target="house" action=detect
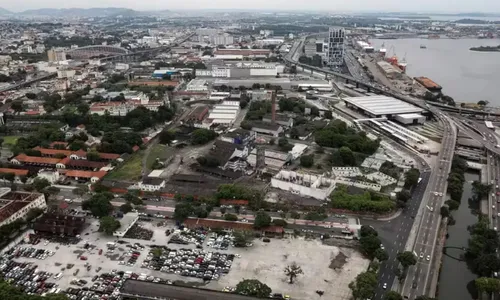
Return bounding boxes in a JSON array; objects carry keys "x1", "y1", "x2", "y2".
[
  {"x1": 33, "y1": 147, "x2": 73, "y2": 158},
  {"x1": 138, "y1": 177, "x2": 166, "y2": 192},
  {"x1": 56, "y1": 157, "x2": 108, "y2": 170},
  {"x1": 262, "y1": 113, "x2": 294, "y2": 128},
  {"x1": 219, "y1": 128, "x2": 256, "y2": 146},
  {"x1": 49, "y1": 141, "x2": 69, "y2": 149},
  {"x1": 65, "y1": 170, "x2": 107, "y2": 183},
  {"x1": 0, "y1": 168, "x2": 29, "y2": 183},
  {"x1": 70, "y1": 149, "x2": 120, "y2": 161},
  {"x1": 251, "y1": 122, "x2": 283, "y2": 137},
  {"x1": 11, "y1": 154, "x2": 61, "y2": 167},
  {"x1": 210, "y1": 140, "x2": 249, "y2": 171}
]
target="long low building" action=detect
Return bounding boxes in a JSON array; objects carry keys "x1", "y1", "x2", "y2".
[{"x1": 343, "y1": 95, "x2": 426, "y2": 119}]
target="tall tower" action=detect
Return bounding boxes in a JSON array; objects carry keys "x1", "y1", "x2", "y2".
[
  {"x1": 271, "y1": 90, "x2": 276, "y2": 124},
  {"x1": 327, "y1": 27, "x2": 345, "y2": 69}
]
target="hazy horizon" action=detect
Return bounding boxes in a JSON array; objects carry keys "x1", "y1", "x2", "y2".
[{"x1": 2, "y1": 0, "x2": 500, "y2": 14}]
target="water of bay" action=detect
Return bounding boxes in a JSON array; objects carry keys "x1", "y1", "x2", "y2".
[{"x1": 369, "y1": 38, "x2": 500, "y2": 105}]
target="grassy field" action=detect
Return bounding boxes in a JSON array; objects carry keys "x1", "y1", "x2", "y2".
[
  {"x1": 146, "y1": 144, "x2": 173, "y2": 169},
  {"x1": 1, "y1": 136, "x2": 20, "y2": 147},
  {"x1": 106, "y1": 151, "x2": 143, "y2": 181}
]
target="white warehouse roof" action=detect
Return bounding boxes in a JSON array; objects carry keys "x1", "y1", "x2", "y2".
[
  {"x1": 344, "y1": 96, "x2": 425, "y2": 116},
  {"x1": 208, "y1": 113, "x2": 237, "y2": 119}
]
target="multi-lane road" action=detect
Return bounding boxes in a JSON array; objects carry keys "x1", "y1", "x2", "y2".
[{"x1": 400, "y1": 114, "x2": 456, "y2": 299}]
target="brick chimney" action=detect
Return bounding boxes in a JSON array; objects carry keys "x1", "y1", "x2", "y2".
[{"x1": 271, "y1": 90, "x2": 276, "y2": 124}]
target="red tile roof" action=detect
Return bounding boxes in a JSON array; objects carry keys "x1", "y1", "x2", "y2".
[
  {"x1": 65, "y1": 170, "x2": 107, "y2": 179},
  {"x1": 0, "y1": 168, "x2": 29, "y2": 176},
  {"x1": 98, "y1": 152, "x2": 120, "y2": 160},
  {"x1": 33, "y1": 147, "x2": 73, "y2": 157},
  {"x1": 13, "y1": 154, "x2": 61, "y2": 165},
  {"x1": 219, "y1": 199, "x2": 249, "y2": 206}
]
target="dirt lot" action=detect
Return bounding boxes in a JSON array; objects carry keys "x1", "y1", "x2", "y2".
[{"x1": 206, "y1": 238, "x2": 369, "y2": 300}]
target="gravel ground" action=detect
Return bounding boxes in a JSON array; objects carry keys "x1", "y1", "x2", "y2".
[{"x1": 206, "y1": 237, "x2": 370, "y2": 300}]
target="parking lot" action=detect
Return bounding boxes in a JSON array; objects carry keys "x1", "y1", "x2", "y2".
[{"x1": 0, "y1": 217, "x2": 369, "y2": 300}]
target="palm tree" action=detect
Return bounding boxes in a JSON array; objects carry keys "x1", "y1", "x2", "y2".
[{"x1": 284, "y1": 262, "x2": 303, "y2": 284}]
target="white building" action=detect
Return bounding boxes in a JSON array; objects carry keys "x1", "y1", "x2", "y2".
[
  {"x1": 47, "y1": 48, "x2": 67, "y2": 62},
  {"x1": 138, "y1": 177, "x2": 165, "y2": 192},
  {"x1": 327, "y1": 27, "x2": 345, "y2": 68},
  {"x1": 113, "y1": 212, "x2": 139, "y2": 237},
  {"x1": 186, "y1": 79, "x2": 208, "y2": 92},
  {"x1": 36, "y1": 169, "x2": 60, "y2": 184},
  {"x1": 211, "y1": 34, "x2": 234, "y2": 45},
  {"x1": 271, "y1": 170, "x2": 336, "y2": 200},
  {"x1": 57, "y1": 69, "x2": 76, "y2": 79},
  {"x1": 208, "y1": 100, "x2": 240, "y2": 125},
  {"x1": 0, "y1": 190, "x2": 47, "y2": 227}
]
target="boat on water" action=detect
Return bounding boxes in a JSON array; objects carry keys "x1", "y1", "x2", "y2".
[
  {"x1": 420, "y1": 44, "x2": 427, "y2": 49},
  {"x1": 379, "y1": 42, "x2": 387, "y2": 57}
]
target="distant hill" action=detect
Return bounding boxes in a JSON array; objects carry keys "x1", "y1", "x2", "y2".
[
  {"x1": 17, "y1": 7, "x2": 141, "y2": 17},
  {"x1": 0, "y1": 7, "x2": 12, "y2": 15}
]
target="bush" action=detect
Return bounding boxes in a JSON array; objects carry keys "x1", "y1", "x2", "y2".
[{"x1": 224, "y1": 214, "x2": 238, "y2": 221}]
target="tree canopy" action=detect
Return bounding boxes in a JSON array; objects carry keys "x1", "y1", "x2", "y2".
[
  {"x1": 99, "y1": 216, "x2": 121, "y2": 235},
  {"x1": 0, "y1": 280, "x2": 68, "y2": 300},
  {"x1": 81, "y1": 193, "x2": 114, "y2": 217},
  {"x1": 235, "y1": 279, "x2": 272, "y2": 298},
  {"x1": 348, "y1": 270, "x2": 378, "y2": 300},
  {"x1": 191, "y1": 129, "x2": 217, "y2": 145},
  {"x1": 253, "y1": 212, "x2": 271, "y2": 229},
  {"x1": 330, "y1": 185, "x2": 395, "y2": 213},
  {"x1": 397, "y1": 251, "x2": 417, "y2": 269}
]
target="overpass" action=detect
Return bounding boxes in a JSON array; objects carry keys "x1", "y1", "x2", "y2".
[
  {"x1": 0, "y1": 72, "x2": 57, "y2": 93},
  {"x1": 99, "y1": 32, "x2": 195, "y2": 63}
]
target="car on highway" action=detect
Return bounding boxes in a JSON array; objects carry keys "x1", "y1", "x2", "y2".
[
  {"x1": 419, "y1": 252, "x2": 424, "y2": 259},
  {"x1": 380, "y1": 244, "x2": 385, "y2": 250},
  {"x1": 383, "y1": 283, "x2": 387, "y2": 289},
  {"x1": 426, "y1": 255, "x2": 430, "y2": 261}
]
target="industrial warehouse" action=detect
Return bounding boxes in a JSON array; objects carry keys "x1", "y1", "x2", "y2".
[{"x1": 343, "y1": 95, "x2": 427, "y2": 124}]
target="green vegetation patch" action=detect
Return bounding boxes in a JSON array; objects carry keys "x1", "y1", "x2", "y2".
[
  {"x1": 146, "y1": 144, "x2": 174, "y2": 169},
  {"x1": 1, "y1": 136, "x2": 20, "y2": 146},
  {"x1": 330, "y1": 185, "x2": 395, "y2": 213},
  {"x1": 106, "y1": 151, "x2": 143, "y2": 180}
]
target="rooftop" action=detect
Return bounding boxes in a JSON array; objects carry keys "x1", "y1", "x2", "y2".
[
  {"x1": 251, "y1": 122, "x2": 281, "y2": 131},
  {"x1": 0, "y1": 168, "x2": 29, "y2": 177},
  {"x1": 0, "y1": 191, "x2": 44, "y2": 224},
  {"x1": 344, "y1": 95, "x2": 425, "y2": 116},
  {"x1": 65, "y1": 170, "x2": 107, "y2": 179},
  {"x1": 142, "y1": 177, "x2": 165, "y2": 186}
]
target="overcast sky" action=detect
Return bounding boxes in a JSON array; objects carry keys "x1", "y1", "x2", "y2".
[{"x1": 3, "y1": 0, "x2": 499, "y2": 13}]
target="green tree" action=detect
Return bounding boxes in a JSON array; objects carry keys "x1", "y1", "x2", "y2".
[
  {"x1": 290, "y1": 211, "x2": 301, "y2": 219},
  {"x1": 173, "y1": 202, "x2": 194, "y2": 221},
  {"x1": 253, "y1": 211, "x2": 271, "y2": 229},
  {"x1": 151, "y1": 247, "x2": 163, "y2": 258},
  {"x1": 397, "y1": 190, "x2": 411, "y2": 202},
  {"x1": 191, "y1": 129, "x2": 217, "y2": 145},
  {"x1": 348, "y1": 271, "x2": 378, "y2": 300},
  {"x1": 81, "y1": 193, "x2": 114, "y2": 217},
  {"x1": 120, "y1": 203, "x2": 133, "y2": 213},
  {"x1": 360, "y1": 225, "x2": 378, "y2": 237},
  {"x1": 72, "y1": 187, "x2": 87, "y2": 197},
  {"x1": 397, "y1": 251, "x2": 417, "y2": 270},
  {"x1": 360, "y1": 234, "x2": 382, "y2": 259},
  {"x1": 474, "y1": 254, "x2": 500, "y2": 277},
  {"x1": 233, "y1": 230, "x2": 254, "y2": 247},
  {"x1": 11, "y1": 101, "x2": 23, "y2": 113},
  {"x1": 99, "y1": 216, "x2": 120, "y2": 235},
  {"x1": 159, "y1": 129, "x2": 176, "y2": 145},
  {"x1": 404, "y1": 168, "x2": 420, "y2": 189},
  {"x1": 384, "y1": 291, "x2": 403, "y2": 300},
  {"x1": 77, "y1": 103, "x2": 90, "y2": 115},
  {"x1": 300, "y1": 154, "x2": 314, "y2": 168},
  {"x1": 235, "y1": 279, "x2": 272, "y2": 298},
  {"x1": 324, "y1": 110, "x2": 333, "y2": 119},
  {"x1": 284, "y1": 262, "x2": 303, "y2": 284},
  {"x1": 374, "y1": 248, "x2": 389, "y2": 261},
  {"x1": 475, "y1": 277, "x2": 500, "y2": 294},
  {"x1": 440, "y1": 206, "x2": 450, "y2": 218},
  {"x1": 445, "y1": 200, "x2": 460, "y2": 211},
  {"x1": 32, "y1": 177, "x2": 51, "y2": 192},
  {"x1": 224, "y1": 213, "x2": 238, "y2": 221},
  {"x1": 272, "y1": 218, "x2": 288, "y2": 227}
]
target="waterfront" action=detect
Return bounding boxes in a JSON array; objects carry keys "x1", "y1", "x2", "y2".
[
  {"x1": 438, "y1": 174, "x2": 479, "y2": 300},
  {"x1": 369, "y1": 38, "x2": 500, "y2": 105}
]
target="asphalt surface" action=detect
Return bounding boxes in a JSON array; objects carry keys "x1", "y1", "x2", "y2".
[{"x1": 399, "y1": 114, "x2": 456, "y2": 299}]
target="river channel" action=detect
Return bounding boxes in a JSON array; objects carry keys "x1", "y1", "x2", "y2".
[
  {"x1": 369, "y1": 38, "x2": 500, "y2": 105},
  {"x1": 438, "y1": 173, "x2": 480, "y2": 300}
]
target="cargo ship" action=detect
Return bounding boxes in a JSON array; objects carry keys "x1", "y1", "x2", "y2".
[
  {"x1": 428, "y1": 34, "x2": 440, "y2": 39},
  {"x1": 414, "y1": 76, "x2": 442, "y2": 92},
  {"x1": 379, "y1": 43, "x2": 387, "y2": 57},
  {"x1": 420, "y1": 44, "x2": 427, "y2": 49}
]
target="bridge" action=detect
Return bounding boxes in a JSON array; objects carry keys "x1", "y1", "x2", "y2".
[{"x1": 67, "y1": 45, "x2": 129, "y2": 59}]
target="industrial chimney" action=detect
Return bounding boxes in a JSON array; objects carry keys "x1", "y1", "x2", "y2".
[{"x1": 271, "y1": 90, "x2": 276, "y2": 124}]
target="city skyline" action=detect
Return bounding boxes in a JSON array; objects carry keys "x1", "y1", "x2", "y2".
[{"x1": 2, "y1": 0, "x2": 500, "y2": 14}]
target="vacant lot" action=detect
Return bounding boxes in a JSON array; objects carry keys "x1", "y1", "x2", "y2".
[
  {"x1": 207, "y1": 238, "x2": 369, "y2": 300},
  {"x1": 146, "y1": 144, "x2": 174, "y2": 169},
  {"x1": 106, "y1": 151, "x2": 143, "y2": 180}
]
